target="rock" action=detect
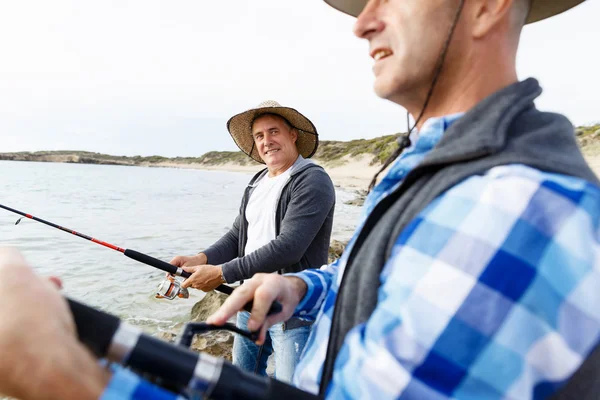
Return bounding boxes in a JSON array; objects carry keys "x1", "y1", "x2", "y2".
[
  {"x1": 344, "y1": 197, "x2": 365, "y2": 207},
  {"x1": 575, "y1": 129, "x2": 585, "y2": 136},
  {"x1": 190, "y1": 290, "x2": 229, "y2": 322},
  {"x1": 155, "y1": 330, "x2": 178, "y2": 343},
  {"x1": 187, "y1": 290, "x2": 272, "y2": 368},
  {"x1": 593, "y1": 129, "x2": 600, "y2": 138},
  {"x1": 156, "y1": 326, "x2": 234, "y2": 362},
  {"x1": 578, "y1": 137, "x2": 591, "y2": 147},
  {"x1": 344, "y1": 189, "x2": 367, "y2": 207},
  {"x1": 191, "y1": 329, "x2": 234, "y2": 361},
  {"x1": 328, "y1": 239, "x2": 347, "y2": 264},
  {"x1": 154, "y1": 290, "x2": 235, "y2": 361},
  {"x1": 189, "y1": 291, "x2": 234, "y2": 360}
]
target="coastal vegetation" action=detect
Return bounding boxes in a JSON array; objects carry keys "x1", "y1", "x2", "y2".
[
  {"x1": 2, "y1": 124, "x2": 599, "y2": 167},
  {"x1": 575, "y1": 124, "x2": 600, "y2": 156},
  {"x1": 316, "y1": 134, "x2": 401, "y2": 165}
]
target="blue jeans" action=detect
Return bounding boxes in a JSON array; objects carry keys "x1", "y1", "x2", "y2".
[{"x1": 232, "y1": 311, "x2": 311, "y2": 383}]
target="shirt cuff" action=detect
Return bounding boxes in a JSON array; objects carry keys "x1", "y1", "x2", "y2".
[
  {"x1": 221, "y1": 261, "x2": 235, "y2": 284},
  {"x1": 286, "y1": 270, "x2": 324, "y2": 317},
  {"x1": 100, "y1": 365, "x2": 180, "y2": 400}
]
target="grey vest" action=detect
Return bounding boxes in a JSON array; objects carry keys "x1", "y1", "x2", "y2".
[{"x1": 320, "y1": 79, "x2": 600, "y2": 398}]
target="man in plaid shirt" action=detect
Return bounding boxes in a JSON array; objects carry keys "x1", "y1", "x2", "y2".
[
  {"x1": 0, "y1": 1, "x2": 597, "y2": 400},
  {"x1": 210, "y1": 0, "x2": 600, "y2": 399}
]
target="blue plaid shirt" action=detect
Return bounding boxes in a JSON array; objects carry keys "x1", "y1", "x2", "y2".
[
  {"x1": 289, "y1": 114, "x2": 600, "y2": 399},
  {"x1": 100, "y1": 113, "x2": 600, "y2": 399},
  {"x1": 101, "y1": 366, "x2": 182, "y2": 400}
]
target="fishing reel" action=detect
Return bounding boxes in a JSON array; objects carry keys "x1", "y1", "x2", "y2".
[{"x1": 156, "y1": 274, "x2": 189, "y2": 300}]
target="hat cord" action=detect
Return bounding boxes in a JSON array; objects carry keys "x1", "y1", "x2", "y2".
[{"x1": 367, "y1": 0, "x2": 466, "y2": 193}]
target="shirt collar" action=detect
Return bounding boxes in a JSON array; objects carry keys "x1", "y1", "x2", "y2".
[{"x1": 410, "y1": 113, "x2": 464, "y2": 150}]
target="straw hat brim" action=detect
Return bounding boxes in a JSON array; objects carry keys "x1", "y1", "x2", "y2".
[
  {"x1": 226, "y1": 106, "x2": 319, "y2": 164},
  {"x1": 323, "y1": 0, "x2": 585, "y2": 24}
]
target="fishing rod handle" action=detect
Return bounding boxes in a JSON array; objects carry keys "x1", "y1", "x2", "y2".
[
  {"x1": 67, "y1": 298, "x2": 211, "y2": 389},
  {"x1": 67, "y1": 298, "x2": 120, "y2": 358},
  {"x1": 124, "y1": 249, "x2": 283, "y2": 316},
  {"x1": 68, "y1": 297, "x2": 197, "y2": 388},
  {"x1": 124, "y1": 249, "x2": 191, "y2": 277},
  {"x1": 67, "y1": 298, "x2": 318, "y2": 400}
]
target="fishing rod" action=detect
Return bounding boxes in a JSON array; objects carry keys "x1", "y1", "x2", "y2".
[
  {"x1": 0, "y1": 203, "x2": 282, "y2": 315},
  {"x1": 69, "y1": 297, "x2": 317, "y2": 399}
]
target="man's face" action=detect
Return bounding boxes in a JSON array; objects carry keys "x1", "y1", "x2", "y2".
[
  {"x1": 252, "y1": 114, "x2": 299, "y2": 171},
  {"x1": 354, "y1": 0, "x2": 455, "y2": 103}
]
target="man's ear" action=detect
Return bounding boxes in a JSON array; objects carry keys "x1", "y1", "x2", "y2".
[
  {"x1": 470, "y1": 0, "x2": 514, "y2": 38},
  {"x1": 291, "y1": 128, "x2": 298, "y2": 143}
]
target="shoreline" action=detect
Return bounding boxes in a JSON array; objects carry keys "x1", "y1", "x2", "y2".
[
  {"x1": 151, "y1": 154, "x2": 380, "y2": 191},
  {"x1": 4, "y1": 151, "x2": 600, "y2": 191},
  {"x1": 0, "y1": 156, "x2": 380, "y2": 192},
  {"x1": 153, "y1": 153, "x2": 600, "y2": 190}
]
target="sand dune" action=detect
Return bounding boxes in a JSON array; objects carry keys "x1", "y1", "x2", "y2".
[
  {"x1": 154, "y1": 155, "x2": 380, "y2": 191},
  {"x1": 155, "y1": 153, "x2": 600, "y2": 193}
]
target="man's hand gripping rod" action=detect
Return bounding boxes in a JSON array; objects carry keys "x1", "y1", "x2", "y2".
[
  {"x1": 125, "y1": 249, "x2": 282, "y2": 315},
  {"x1": 67, "y1": 298, "x2": 317, "y2": 400}
]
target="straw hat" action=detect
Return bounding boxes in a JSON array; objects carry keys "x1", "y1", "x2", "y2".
[
  {"x1": 226, "y1": 100, "x2": 319, "y2": 164},
  {"x1": 323, "y1": 0, "x2": 585, "y2": 24}
]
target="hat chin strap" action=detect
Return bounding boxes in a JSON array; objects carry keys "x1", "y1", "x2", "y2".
[
  {"x1": 413, "y1": 0, "x2": 466, "y2": 127},
  {"x1": 366, "y1": 0, "x2": 466, "y2": 193}
]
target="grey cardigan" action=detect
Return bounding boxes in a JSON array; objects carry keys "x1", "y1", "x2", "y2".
[
  {"x1": 203, "y1": 160, "x2": 336, "y2": 284},
  {"x1": 319, "y1": 78, "x2": 600, "y2": 397}
]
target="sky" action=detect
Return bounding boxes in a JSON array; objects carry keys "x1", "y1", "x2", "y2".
[{"x1": 1, "y1": 0, "x2": 598, "y2": 157}]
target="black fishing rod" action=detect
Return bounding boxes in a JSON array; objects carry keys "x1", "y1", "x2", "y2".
[
  {"x1": 0, "y1": 203, "x2": 282, "y2": 315},
  {"x1": 68, "y1": 298, "x2": 317, "y2": 400}
]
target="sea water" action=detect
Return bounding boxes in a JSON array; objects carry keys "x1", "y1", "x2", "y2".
[{"x1": 0, "y1": 160, "x2": 362, "y2": 334}]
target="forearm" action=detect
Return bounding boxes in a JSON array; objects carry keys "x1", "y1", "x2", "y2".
[
  {"x1": 195, "y1": 252, "x2": 207, "y2": 264},
  {"x1": 203, "y1": 228, "x2": 239, "y2": 265},
  {"x1": 286, "y1": 275, "x2": 308, "y2": 305}
]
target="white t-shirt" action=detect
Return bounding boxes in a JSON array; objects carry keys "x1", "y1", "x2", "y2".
[{"x1": 244, "y1": 168, "x2": 292, "y2": 255}]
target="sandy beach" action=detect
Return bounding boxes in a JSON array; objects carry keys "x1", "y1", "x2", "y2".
[
  {"x1": 584, "y1": 154, "x2": 600, "y2": 177},
  {"x1": 153, "y1": 153, "x2": 600, "y2": 191},
  {"x1": 152, "y1": 157, "x2": 379, "y2": 190},
  {"x1": 153, "y1": 154, "x2": 382, "y2": 191}
]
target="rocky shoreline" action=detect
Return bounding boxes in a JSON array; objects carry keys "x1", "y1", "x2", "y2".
[
  {"x1": 156, "y1": 290, "x2": 234, "y2": 361},
  {"x1": 155, "y1": 240, "x2": 347, "y2": 362}
]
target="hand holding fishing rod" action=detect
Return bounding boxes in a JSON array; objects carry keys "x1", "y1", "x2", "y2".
[
  {"x1": 0, "y1": 203, "x2": 282, "y2": 316},
  {"x1": 68, "y1": 297, "x2": 318, "y2": 400},
  {"x1": 0, "y1": 248, "x2": 111, "y2": 400},
  {"x1": 0, "y1": 247, "x2": 311, "y2": 400}
]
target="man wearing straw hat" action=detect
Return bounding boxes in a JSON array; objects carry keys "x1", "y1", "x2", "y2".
[
  {"x1": 170, "y1": 101, "x2": 336, "y2": 383},
  {"x1": 208, "y1": 0, "x2": 600, "y2": 398},
  {"x1": 0, "y1": 0, "x2": 599, "y2": 399}
]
